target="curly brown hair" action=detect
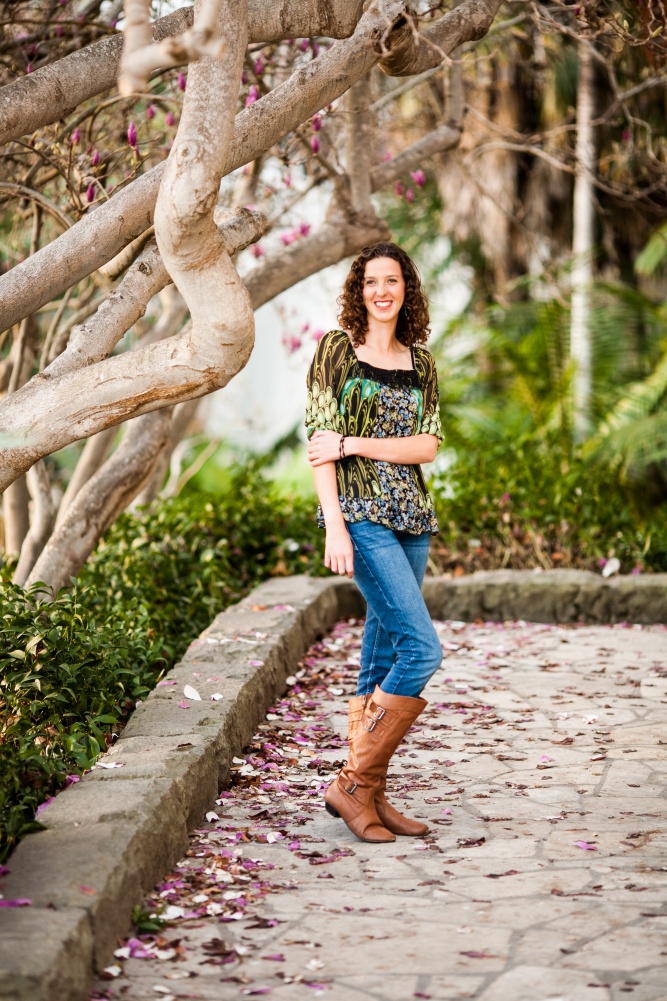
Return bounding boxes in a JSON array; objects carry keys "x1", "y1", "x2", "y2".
[{"x1": 337, "y1": 242, "x2": 431, "y2": 347}]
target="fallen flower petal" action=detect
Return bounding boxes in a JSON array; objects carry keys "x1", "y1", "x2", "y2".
[
  {"x1": 183, "y1": 685, "x2": 202, "y2": 701},
  {"x1": 178, "y1": 701, "x2": 190, "y2": 709},
  {"x1": 574, "y1": 840, "x2": 598, "y2": 851},
  {"x1": 0, "y1": 898, "x2": 31, "y2": 907}
]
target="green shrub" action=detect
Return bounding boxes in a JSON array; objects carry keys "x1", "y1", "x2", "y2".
[
  {"x1": 0, "y1": 465, "x2": 324, "y2": 861},
  {"x1": 429, "y1": 439, "x2": 667, "y2": 573}
]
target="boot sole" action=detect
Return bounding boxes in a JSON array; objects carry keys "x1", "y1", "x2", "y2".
[{"x1": 325, "y1": 802, "x2": 341, "y2": 819}]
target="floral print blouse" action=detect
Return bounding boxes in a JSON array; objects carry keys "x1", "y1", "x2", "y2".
[{"x1": 305, "y1": 329, "x2": 443, "y2": 535}]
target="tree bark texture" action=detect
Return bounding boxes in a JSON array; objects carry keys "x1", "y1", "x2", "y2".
[
  {"x1": 13, "y1": 462, "x2": 56, "y2": 586},
  {"x1": 0, "y1": 1, "x2": 365, "y2": 146},
  {"x1": 25, "y1": 411, "x2": 171, "y2": 591},
  {"x1": 0, "y1": 0, "x2": 494, "y2": 334},
  {"x1": 54, "y1": 428, "x2": 117, "y2": 528},
  {"x1": 2, "y1": 477, "x2": 29, "y2": 557},
  {"x1": 571, "y1": 42, "x2": 596, "y2": 440}
]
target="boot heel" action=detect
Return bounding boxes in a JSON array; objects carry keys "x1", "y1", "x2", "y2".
[{"x1": 325, "y1": 802, "x2": 341, "y2": 819}]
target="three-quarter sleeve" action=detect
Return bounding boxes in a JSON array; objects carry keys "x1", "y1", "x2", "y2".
[
  {"x1": 305, "y1": 331, "x2": 345, "y2": 439},
  {"x1": 418, "y1": 351, "x2": 444, "y2": 443}
]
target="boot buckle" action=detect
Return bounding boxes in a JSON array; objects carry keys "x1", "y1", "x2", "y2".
[
  {"x1": 372, "y1": 706, "x2": 386, "y2": 720},
  {"x1": 344, "y1": 782, "x2": 358, "y2": 795},
  {"x1": 364, "y1": 718, "x2": 377, "y2": 731}
]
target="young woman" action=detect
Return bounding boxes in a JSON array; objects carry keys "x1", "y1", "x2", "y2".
[{"x1": 306, "y1": 241, "x2": 443, "y2": 844}]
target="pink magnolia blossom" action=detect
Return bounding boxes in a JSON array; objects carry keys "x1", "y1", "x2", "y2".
[
  {"x1": 406, "y1": 188, "x2": 415, "y2": 203},
  {"x1": 251, "y1": 244, "x2": 265, "y2": 258},
  {"x1": 298, "y1": 222, "x2": 311, "y2": 237},
  {"x1": 246, "y1": 84, "x2": 259, "y2": 107},
  {"x1": 71, "y1": 128, "x2": 80, "y2": 144},
  {"x1": 299, "y1": 38, "x2": 310, "y2": 51},
  {"x1": 394, "y1": 181, "x2": 404, "y2": 196},
  {"x1": 310, "y1": 136, "x2": 320, "y2": 153},
  {"x1": 311, "y1": 114, "x2": 322, "y2": 132},
  {"x1": 178, "y1": 72, "x2": 186, "y2": 91},
  {"x1": 146, "y1": 104, "x2": 155, "y2": 120},
  {"x1": 127, "y1": 121, "x2": 137, "y2": 147},
  {"x1": 312, "y1": 329, "x2": 325, "y2": 342},
  {"x1": 254, "y1": 58, "x2": 263, "y2": 76},
  {"x1": 26, "y1": 64, "x2": 32, "y2": 74},
  {"x1": 86, "y1": 183, "x2": 95, "y2": 203},
  {"x1": 166, "y1": 111, "x2": 175, "y2": 127},
  {"x1": 410, "y1": 169, "x2": 426, "y2": 187}
]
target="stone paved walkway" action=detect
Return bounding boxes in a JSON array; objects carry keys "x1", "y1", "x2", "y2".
[{"x1": 91, "y1": 617, "x2": 667, "y2": 1001}]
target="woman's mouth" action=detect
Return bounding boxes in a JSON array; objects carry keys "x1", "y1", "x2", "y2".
[{"x1": 374, "y1": 300, "x2": 393, "y2": 310}]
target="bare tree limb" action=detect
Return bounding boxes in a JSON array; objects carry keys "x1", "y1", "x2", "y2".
[
  {"x1": 25, "y1": 411, "x2": 171, "y2": 591},
  {"x1": 345, "y1": 77, "x2": 373, "y2": 212},
  {"x1": 379, "y1": 0, "x2": 505, "y2": 77},
  {"x1": 118, "y1": 0, "x2": 153, "y2": 96},
  {"x1": 0, "y1": 0, "x2": 408, "y2": 334},
  {"x1": 120, "y1": 0, "x2": 226, "y2": 94},
  {"x1": 13, "y1": 461, "x2": 55, "y2": 586},
  {"x1": 0, "y1": 1, "x2": 365, "y2": 146},
  {"x1": 54, "y1": 428, "x2": 117, "y2": 527},
  {"x1": 369, "y1": 123, "x2": 462, "y2": 190}
]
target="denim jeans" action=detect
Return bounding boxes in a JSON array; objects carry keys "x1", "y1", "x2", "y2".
[{"x1": 348, "y1": 519, "x2": 443, "y2": 699}]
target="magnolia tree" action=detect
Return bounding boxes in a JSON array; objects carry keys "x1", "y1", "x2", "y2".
[{"x1": 0, "y1": 0, "x2": 507, "y2": 593}]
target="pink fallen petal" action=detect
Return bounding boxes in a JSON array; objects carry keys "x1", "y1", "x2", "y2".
[
  {"x1": 35, "y1": 797, "x2": 55, "y2": 817},
  {"x1": 262, "y1": 953, "x2": 285, "y2": 961},
  {"x1": 0, "y1": 866, "x2": 10, "y2": 877},
  {"x1": 540, "y1": 755, "x2": 554, "y2": 762},
  {"x1": 574, "y1": 840, "x2": 598, "y2": 851},
  {"x1": 241, "y1": 988, "x2": 272, "y2": 996},
  {"x1": 0, "y1": 898, "x2": 31, "y2": 907},
  {"x1": 157, "y1": 680, "x2": 177, "y2": 687},
  {"x1": 248, "y1": 660, "x2": 265, "y2": 667},
  {"x1": 178, "y1": 701, "x2": 190, "y2": 709}
]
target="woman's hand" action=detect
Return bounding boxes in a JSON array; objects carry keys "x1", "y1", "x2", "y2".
[
  {"x1": 308, "y1": 430, "x2": 342, "y2": 466},
  {"x1": 325, "y1": 521, "x2": 354, "y2": 578}
]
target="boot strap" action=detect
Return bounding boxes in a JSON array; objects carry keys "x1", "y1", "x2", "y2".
[{"x1": 363, "y1": 702, "x2": 386, "y2": 730}]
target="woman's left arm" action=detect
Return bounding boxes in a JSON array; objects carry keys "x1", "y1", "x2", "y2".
[{"x1": 308, "y1": 430, "x2": 438, "y2": 466}]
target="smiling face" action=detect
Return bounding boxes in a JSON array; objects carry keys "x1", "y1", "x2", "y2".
[{"x1": 362, "y1": 256, "x2": 405, "y2": 326}]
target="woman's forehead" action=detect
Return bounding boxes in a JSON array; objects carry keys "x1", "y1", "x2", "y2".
[{"x1": 364, "y1": 257, "x2": 403, "y2": 278}]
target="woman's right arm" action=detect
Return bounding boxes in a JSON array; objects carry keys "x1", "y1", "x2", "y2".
[{"x1": 312, "y1": 462, "x2": 354, "y2": 579}]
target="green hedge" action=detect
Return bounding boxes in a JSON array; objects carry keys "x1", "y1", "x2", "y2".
[
  {"x1": 430, "y1": 441, "x2": 667, "y2": 573},
  {"x1": 0, "y1": 467, "x2": 324, "y2": 862}
]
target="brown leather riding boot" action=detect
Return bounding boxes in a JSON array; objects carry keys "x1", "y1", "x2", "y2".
[
  {"x1": 325, "y1": 686, "x2": 428, "y2": 843},
  {"x1": 347, "y1": 692, "x2": 430, "y2": 837}
]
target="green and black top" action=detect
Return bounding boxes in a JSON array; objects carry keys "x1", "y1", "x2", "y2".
[{"x1": 305, "y1": 329, "x2": 443, "y2": 535}]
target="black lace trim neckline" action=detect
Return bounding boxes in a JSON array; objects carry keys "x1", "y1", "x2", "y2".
[{"x1": 354, "y1": 356, "x2": 420, "y2": 389}]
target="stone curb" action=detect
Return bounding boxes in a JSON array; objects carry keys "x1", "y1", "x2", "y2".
[
  {"x1": 1, "y1": 569, "x2": 664, "y2": 1000},
  {"x1": 422, "y1": 569, "x2": 667, "y2": 624},
  {"x1": 0, "y1": 575, "x2": 359, "y2": 1001}
]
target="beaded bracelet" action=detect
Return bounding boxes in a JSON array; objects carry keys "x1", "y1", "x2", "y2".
[{"x1": 339, "y1": 435, "x2": 346, "y2": 460}]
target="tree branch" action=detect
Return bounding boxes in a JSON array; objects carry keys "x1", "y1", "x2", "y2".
[
  {"x1": 25, "y1": 411, "x2": 171, "y2": 592},
  {"x1": 379, "y1": 0, "x2": 505, "y2": 77},
  {"x1": 0, "y1": 1, "x2": 365, "y2": 146},
  {"x1": 0, "y1": 0, "x2": 408, "y2": 334},
  {"x1": 13, "y1": 461, "x2": 55, "y2": 586}
]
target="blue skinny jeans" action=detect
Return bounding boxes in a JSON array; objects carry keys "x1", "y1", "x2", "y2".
[{"x1": 348, "y1": 519, "x2": 443, "y2": 699}]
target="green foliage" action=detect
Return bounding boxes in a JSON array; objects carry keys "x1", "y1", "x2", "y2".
[
  {"x1": 0, "y1": 465, "x2": 324, "y2": 862},
  {"x1": 429, "y1": 437, "x2": 667, "y2": 574}
]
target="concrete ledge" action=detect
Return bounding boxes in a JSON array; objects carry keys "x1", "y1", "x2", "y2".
[
  {"x1": 0, "y1": 576, "x2": 356, "y2": 1001},
  {"x1": 1, "y1": 570, "x2": 664, "y2": 999},
  {"x1": 422, "y1": 570, "x2": 667, "y2": 624}
]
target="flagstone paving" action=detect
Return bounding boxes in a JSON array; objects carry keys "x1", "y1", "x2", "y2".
[{"x1": 90, "y1": 617, "x2": 667, "y2": 1001}]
